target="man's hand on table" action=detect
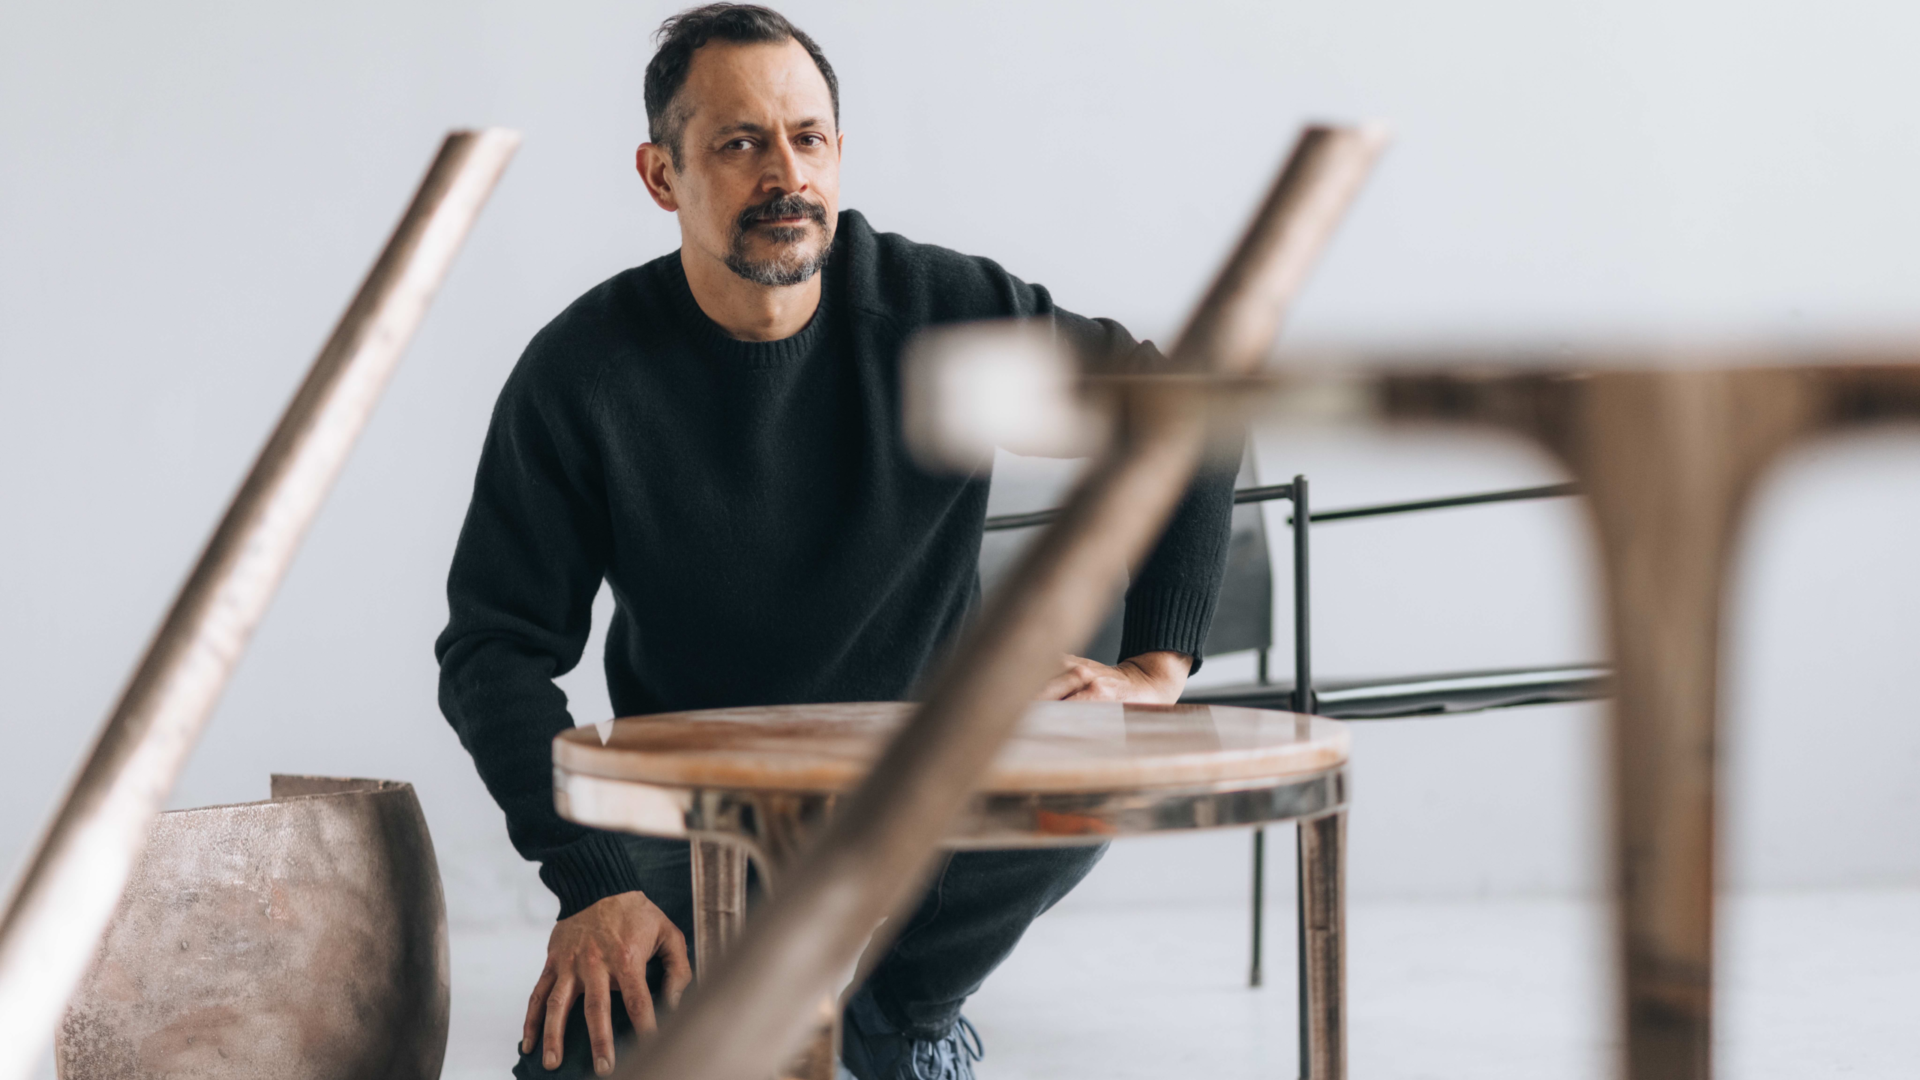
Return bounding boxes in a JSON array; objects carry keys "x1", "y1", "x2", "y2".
[
  {"x1": 524, "y1": 890, "x2": 691, "y2": 1076},
  {"x1": 1039, "y1": 649, "x2": 1191, "y2": 703}
]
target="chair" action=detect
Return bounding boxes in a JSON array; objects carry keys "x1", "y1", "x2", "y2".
[
  {"x1": 980, "y1": 454, "x2": 1277, "y2": 667},
  {"x1": 982, "y1": 457, "x2": 1612, "y2": 993}
]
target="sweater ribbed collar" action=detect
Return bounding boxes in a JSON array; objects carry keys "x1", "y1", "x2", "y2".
[{"x1": 663, "y1": 250, "x2": 834, "y2": 368}]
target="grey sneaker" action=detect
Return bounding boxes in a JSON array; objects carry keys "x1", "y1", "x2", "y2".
[{"x1": 841, "y1": 986, "x2": 984, "y2": 1080}]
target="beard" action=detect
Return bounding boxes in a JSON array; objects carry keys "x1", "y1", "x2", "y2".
[{"x1": 724, "y1": 193, "x2": 833, "y2": 287}]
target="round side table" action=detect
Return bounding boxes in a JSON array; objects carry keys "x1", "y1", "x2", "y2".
[{"x1": 555, "y1": 700, "x2": 1351, "y2": 1080}]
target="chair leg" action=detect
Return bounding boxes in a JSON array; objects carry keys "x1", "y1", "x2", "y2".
[
  {"x1": 690, "y1": 839, "x2": 749, "y2": 980},
  {"x1": 1250, "y1": 827, "x2": 1266, "y2": 988},
  {"x1": 1297, "y1": 812, "x2": 1346, "y2": 1080}
]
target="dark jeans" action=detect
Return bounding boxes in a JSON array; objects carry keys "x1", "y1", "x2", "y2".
[{"x1": 513, "y1": 834, "x2": 1104, "y2": 1077}]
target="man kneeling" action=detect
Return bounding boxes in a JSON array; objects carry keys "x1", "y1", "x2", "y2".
[{"x1": 435, "y1": 6, "x2": 1233, "y2": 1077}]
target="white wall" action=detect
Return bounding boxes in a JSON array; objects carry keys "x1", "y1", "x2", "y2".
[{"x1": 3, "y1": 0, "x2": 1918, "y2": 929}]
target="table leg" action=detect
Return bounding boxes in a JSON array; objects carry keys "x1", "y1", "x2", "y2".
[
  {"x1": 781, "y1": 996, "x2": 842, "y2": 1080},
  {"x1": 694, "y1": 814, "x2": 842, "y2": 1080},
  {"x1": 1381, "y1": 366, "x2": 1920, "y2": 1077},
  {"x1": 690, "y1": 839, "x2": 749, "y2": 980},
  {"x1": 1298, "y1": 811, "x2": 1346, "y2": 1080}
]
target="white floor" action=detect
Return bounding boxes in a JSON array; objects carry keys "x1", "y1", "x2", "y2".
[{"x1": 441, "y1": 887, "x2": 1919, "y2": 1080}]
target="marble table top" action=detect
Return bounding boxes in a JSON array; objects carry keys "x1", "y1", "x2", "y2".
[{"x1": 554, "y1": 701, "x2": 1348, "y2": 795}]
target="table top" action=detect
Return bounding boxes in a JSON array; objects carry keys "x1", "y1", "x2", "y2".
[{"x1": 553, "y1": 701, "x2": 1347, "y2": 795}]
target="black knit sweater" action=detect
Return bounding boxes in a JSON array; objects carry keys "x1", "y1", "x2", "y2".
[{"x1": 435, "y1": 210, "x2": 1235, "y2": 918}]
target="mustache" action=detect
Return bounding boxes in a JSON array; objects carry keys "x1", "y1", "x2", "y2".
[{"x1": 736, "y1": 193, "x2": 828, "y2": 231}]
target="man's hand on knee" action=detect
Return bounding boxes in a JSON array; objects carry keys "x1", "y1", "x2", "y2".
[
  {"x1": 1039, "y1": 650, "x2": 1190, "y2": 703},
  {"x1": 523, "y1": 890, "x2": 692, "y2": 1076}
]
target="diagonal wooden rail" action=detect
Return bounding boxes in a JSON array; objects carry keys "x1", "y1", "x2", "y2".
[
  {"x1": 614, "y1": 124, "x2": 1388, "y2": 1080},
  {"x1": 0, "y1": 128, "x2": 519, "y2": 1080}
]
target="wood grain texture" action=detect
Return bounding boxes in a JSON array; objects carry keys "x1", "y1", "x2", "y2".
[
  {"x1": 690, "y1": 840, "x2": 748, "y2": 981},
  {"x1": 555, "y1": 702, "x2": 1348, "y2": 795},
  {"x1": 1299, "y1": 812, "x2": 1347, "y2": 1080}
]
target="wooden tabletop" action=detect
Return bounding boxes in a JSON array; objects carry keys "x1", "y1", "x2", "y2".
[{"x1": 554, "y1": 701, "x2": 1347, "y2": 795}]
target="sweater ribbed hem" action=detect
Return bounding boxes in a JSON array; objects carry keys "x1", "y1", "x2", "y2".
[
  {"x1": 540, "y1": 830, "x2": 646, "y2": 920},
  {"x1": 1119, "y1": 587, "x2": 1217, "y2": 674}
]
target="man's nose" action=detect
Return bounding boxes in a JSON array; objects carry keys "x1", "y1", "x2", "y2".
[{"x1": 761, "y1": 139, "x2": 807, "y2": 194}]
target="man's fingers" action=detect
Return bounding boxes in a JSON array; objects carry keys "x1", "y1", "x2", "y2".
[
  {"x1": 616, "y1": 957, "x2": 660, "y2": 1034},
  {"x1": 613, "y1": 957, "x2": 648, "y2": 1030},
  {"x1": 1035, "y1": 655, "x2": 1090, "y2": 700},
  {"x1": 583, "y1": 966, "x2": 616, "y2": 1076},
  {"x1": 628, "y1": 961, "x2": 662, "y2": 1033},
  {"x1": 543, "y1": 973, "x2": 578, "y2": 1071},
  {"x1": 1065, "y1": 678, "x2": 1116, "y2": 701},
  {"x1": 660, "y1": 930, "x2": 693, "y2": 1009},
  {"x1": 523, "y1": 966, "x2": 558, "y2": 1054},
  {"x1": 1038, "y1": 663, "x2": 1092, "y2": 701}
]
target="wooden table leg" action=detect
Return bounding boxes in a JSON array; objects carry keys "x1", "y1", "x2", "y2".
[
  {"x1": 691, "y1": 839, "x2": 749, "y2": 981},
  {"x1": 691, "y1": 840, "x2": 835, "y2": 1080},
  {"x1": 1385, "y1": 363, "x2": 1920, "y2": 1079},
  {"x1": 694, "y1": 812, "x2": 843, "y2": 1080},
  {"x1": 781, "y1": 996, "x2": 842, "y2": 1080},
  {"x1": 1388, "y1": 370, "x2": 1807, "y2": 1078},
  {"x1": 1298, "y1": 811, "x2": 1346, "y2": 1080}
]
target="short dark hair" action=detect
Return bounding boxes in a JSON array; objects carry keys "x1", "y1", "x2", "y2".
[{"x1": 645, "y1": 4, "x2": 840, "y2": 168}]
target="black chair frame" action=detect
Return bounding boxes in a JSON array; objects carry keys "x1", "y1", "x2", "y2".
[{"x1": 984, "y1": 472, "x2": 1612, "y2": 1022}]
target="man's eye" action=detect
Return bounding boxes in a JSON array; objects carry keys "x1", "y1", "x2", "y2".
[
  {"x1": 725, "y1": 139, "x2": 754, "y2": 151},
  {"x1": 797, "y1": 134, "x2": 824, "y2": 147}
]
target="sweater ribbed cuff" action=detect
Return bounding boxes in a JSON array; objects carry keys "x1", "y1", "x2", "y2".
[
  {"x1": 540, "y1": 830, "x2": 646, "y2": 920},
  {"x1": 1119, "y1": 587, "x2": 1216, "y2": 674}
]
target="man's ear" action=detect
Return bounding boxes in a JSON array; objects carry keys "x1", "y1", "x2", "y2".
[{"x1": 636, "y1": 143, "x2": 680, "y2": 212}]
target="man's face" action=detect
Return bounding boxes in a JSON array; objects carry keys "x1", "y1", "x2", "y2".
[{"x1": 645, "y1": 39, "x2": 841, "y2": 287}]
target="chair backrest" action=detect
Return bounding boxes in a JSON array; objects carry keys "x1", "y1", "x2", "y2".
[
  {"x1": 1205, "y1": 464, "x2": 1274, "y2": 658},
  {"x1": 979, "y1": 452, "x2": 1272, "y2": 666}
]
